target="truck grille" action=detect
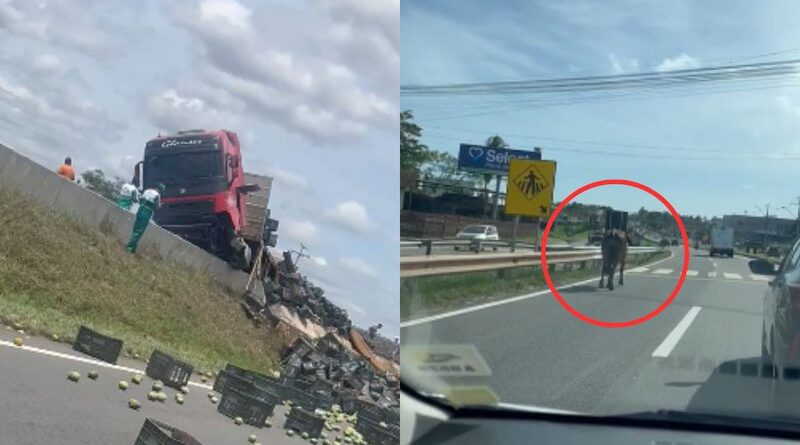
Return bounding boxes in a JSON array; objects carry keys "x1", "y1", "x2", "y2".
[{"x1": 154, "y1": 200, "x2": 215, "y2": 225}]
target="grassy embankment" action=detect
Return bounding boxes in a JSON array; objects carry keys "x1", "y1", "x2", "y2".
[
  {"x1": 401, "y1": 249, "x2": 669, "y2": 321},
  {"x1": 0, "y1": 186, "x2": 288, "y2": 373}
]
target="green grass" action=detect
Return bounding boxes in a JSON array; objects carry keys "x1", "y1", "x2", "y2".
[
  {"x1": 547, "y1": 229, "x2": 589, "y2": 244},
  {"x1": 0, "y1": 186, "x2": 288, "y2": 374},
  {"x1": 401, "y1": 250, "x2": 668, "y2": 321}
]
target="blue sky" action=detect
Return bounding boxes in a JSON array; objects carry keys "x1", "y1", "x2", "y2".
[
  {"x1": 401, "y1": 0, "x2": 800, "y2": 220},
  {"x1": 0, "y1": 0, "x2": 399, "y2": 335}
]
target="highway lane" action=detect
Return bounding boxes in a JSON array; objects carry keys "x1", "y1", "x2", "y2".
[
  {"x1": 0, "y1": 332, "x2": 338, "y2": 445},
  {"x1": 402, "y1": 247, "x2": 781, "y2": 417}
]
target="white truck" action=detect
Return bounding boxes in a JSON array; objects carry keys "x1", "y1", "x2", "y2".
[{"x1": 709, "y1": 228, "x2": 734, "y2": 257}]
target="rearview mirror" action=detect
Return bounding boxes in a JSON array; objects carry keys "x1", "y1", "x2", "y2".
[{"x1": 749, "y1": 259, "x2": 778, "y2": 276}]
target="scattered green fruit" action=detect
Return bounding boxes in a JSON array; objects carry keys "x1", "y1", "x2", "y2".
[
  {"x1": 132, "y1": 375, "x2": 143, "y2": 384},
  {"x1": 134, "y1": 352, "x2": 140, "y2": 359},
  {"x1": 152, "y1": 381, "x2": 163, "y2": 392},
  {"x1": 311, "y1": 439, "x2": 318, "y2": 445},
  {"x1": 287, "y1": 430, "x2": 295, "y2": 437},
  {"x1": 264, "y1": 420, "x2": 272, "y2": 428},
  {"x1": 180, "y1": 385, "x2": 189, "y2": 394},
  {"x1": 67, "y1": 371, "x2": 80, "y2": 382},
  {"x1": 248, "y1": 434, "x2": 258, "y2": 443},
  {"x1": 175, "y1": 394, "x2": 185, "y2": 405},
  {"x1": 208, "y1": 391, "x2": 215, "y2": 399},
  {"x1": 88, "y1": 371, "x2": 99, "y2": 380},
  {"x1": 51, "y1": 333, "x2": 59, "y2": 341},
  {"x1": 129, "y1": 399, "x2": 141, "y2": 410},
  {"x1": 234, "y1": 416, "x2": 243, "y2": 426},
  {"x1": 302, "y1": 432, "x2": 310, "y2": 439},
  {"x1": 201, "y1": 376, "x2": 208, "y2": 383},
  {"x1": 157, "y1": 392, "x2": 167, "y2": 402},
  {"x1": 210, "y1": 396, "x2": 218, "y2": 404},
  {"x1": 12, "y1": 337, "x2": 22, "y2": 347},
  {"x1": 148, "y1": 391, "x2": 158, "y2": 401},
  {"x1": 119, "y1": 380, "x2": 129, "y2": 390}
]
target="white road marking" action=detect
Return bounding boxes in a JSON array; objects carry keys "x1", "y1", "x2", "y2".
[
  {"x1": 712, "y1": 261, "x2": 718, "y2": 268},
  {"x1": 0, "y1": 339, "x2": 212, "y2": 389},
  {"x1": 652, "y1": 306, "x2": 702, "y2": 358},
  {"x1": 652, "y1": 268, "x2": 673, "y2": 274},
  {"x1": 723, "y1": 272, "x2": 743, "y2": 280},
  {"x1": 686, "y1": 270, "x2": 698, "y2": 277},
  {"x1": 629, "y1": 267, "x2": 649, "y2": 273},
  {"x1": 401, "y1": 251, "x2": 676, "y2": 327},
  {"x1": 708, "y1": 271, "x2": 717, "y2": 278},
  {"x1": 751, "y1": 274, "x2": 771, "y2": 282}
]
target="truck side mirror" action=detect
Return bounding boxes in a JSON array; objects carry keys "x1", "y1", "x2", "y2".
[{"x1": 133, "y1": 161, "x2": 143, "y2": 189}]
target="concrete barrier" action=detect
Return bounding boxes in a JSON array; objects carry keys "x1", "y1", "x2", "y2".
[{"x1": 0, "y1": 143, "x2": 252, "y2": 294}]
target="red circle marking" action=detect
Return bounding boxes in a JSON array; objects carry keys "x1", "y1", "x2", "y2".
[{"x1": 541, "y1": 179, "x2": 689, "y2": 328}]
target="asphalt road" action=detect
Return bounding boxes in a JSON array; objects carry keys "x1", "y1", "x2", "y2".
[
  {"x1": 0, "y1": 332, "x2": 342, "y2": 445},
  {"x1": 401, "y1": 247, "x2": 794, "y2": 419}
]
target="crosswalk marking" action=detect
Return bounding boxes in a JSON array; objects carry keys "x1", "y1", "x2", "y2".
[
  {"x1": 750, "y1": 274, "x2": 771, "y2": 282},
  {"x1": 629, "y1": 267, "x2": 649, "y2": 273},
  {"x1": 652, "y1": 268, "x2": 672, "y2": 274},
  {"x1": 686, "y1": 270, "x2": 698, "y2": 276},
  {"x1": 723, "y1": 272, "x2": 743, "y2": 280},
  {"x1": 708, "y1": 271, "x2": 717, "y2": 278},
  {"x1": 627, "y1": 267, "x2": 768, "y2": 283}
]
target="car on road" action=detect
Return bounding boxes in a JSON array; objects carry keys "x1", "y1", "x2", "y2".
[
  {"x1": 750, "y1": 239, "x2": 800, "y2": 377},
  {"x1": 455, "y1": 225, "x2": 500, "y2": 241}
]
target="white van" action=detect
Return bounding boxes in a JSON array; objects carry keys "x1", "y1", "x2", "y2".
[{"x1": 455, "y1": 225, "x2": 500, "y2": 241}]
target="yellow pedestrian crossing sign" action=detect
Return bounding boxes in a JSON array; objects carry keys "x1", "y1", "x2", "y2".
[{"x1": 505, "y1": 159, "x2": 556, "y2": 217}]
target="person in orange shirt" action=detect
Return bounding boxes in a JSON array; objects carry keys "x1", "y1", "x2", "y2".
[{"x1": 56, "y1": 157, "x2": 75, "y2": 181}]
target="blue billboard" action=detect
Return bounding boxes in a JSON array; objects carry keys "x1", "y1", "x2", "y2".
[{"x1": 457, "y1": 144, "x2": 542, "y2": 175}]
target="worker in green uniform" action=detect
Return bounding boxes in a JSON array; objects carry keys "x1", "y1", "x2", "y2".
[
  {"x1": 126, "y1": 183, "x2": 165, "y2": 253},
  {"x1": 117, "y1": 182, "x2": 139, "y2": 212}
]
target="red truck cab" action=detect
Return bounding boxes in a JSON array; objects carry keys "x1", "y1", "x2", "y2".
[{"x1": 136, "y1": 129, "x2": 258, "y2": 269}]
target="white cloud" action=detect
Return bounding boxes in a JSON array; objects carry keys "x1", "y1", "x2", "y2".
[
  {"x1": 324, "y1": 200, "x2": 373, "y2": 233},
  {"x1": 608, "y1": 53, "x2": 639, "y2": 74},
  {"x1": 282, "y1": 220, "x2": 319, "y2": 246},
  {"x1": 338, "y1": 257, "x2": 378, "y2": 277},
  {"x1": 169, "y1": 0, "x2": 396, "y2": 143},
  {"x1": 310, "y1": 256, "x2": 328, "y2": 267},
  {"x1": 655, "y1": 53, "x2": 700, "y2": 72},
  {"x1": 30, "y1": 54, "x2": 60, "y2": 75},
  {"x1": 146, "y1": 89, "x2": 238, "y2": 132},
  {"x1": 265, "y1": 167, "x2": 310, "y2": 190}
]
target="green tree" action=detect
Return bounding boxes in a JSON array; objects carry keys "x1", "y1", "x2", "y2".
[
  {"x1": 419, "y1": 150, "x2": 481, "y2": 192},
  {"x1": 81, "y1": 169, "x2": 124, "y2": 202},
  {"x1": 400, "y1": 110, "x2": 432, "y2": 172}
]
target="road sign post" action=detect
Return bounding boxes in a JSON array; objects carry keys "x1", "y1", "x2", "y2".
[{"x1": 511, "y1": 215, "x2": 520, "y2": 252}]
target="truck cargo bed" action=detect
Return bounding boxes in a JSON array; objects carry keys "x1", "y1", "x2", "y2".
[{"x1": 242, "y1": 173, "x2": 272, "y2": 241}]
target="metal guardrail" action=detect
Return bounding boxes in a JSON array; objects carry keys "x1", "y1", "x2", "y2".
[
  {"x1": 400, "y1": 247, "x2": 663, "y2": 278},
  {"x1": 401, "y1": 239, "x2": 576, "y2": 255}
]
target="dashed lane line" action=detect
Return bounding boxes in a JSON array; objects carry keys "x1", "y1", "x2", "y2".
[{"x1": 652, "y1": 306, "x2": 702, "y2": 358}]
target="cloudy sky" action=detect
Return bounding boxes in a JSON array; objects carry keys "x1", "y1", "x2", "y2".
[
  {"x1": 402, "y1": 0, "x2": 800, "y2": 220},
  {"x1": 0, "y1": 0, "x2": 399, "y2": 335}
]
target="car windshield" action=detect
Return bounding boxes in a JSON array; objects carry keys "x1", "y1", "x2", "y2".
[
  {"x1": 461, "y1": 226, "x2": 488, "y2": 234},
  {"x1": 400, "y1": 0, "x2": 800, "y2": 432}
]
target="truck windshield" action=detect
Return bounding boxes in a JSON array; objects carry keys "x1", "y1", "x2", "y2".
[{"x1": 144, "y1": 151, "x2": 223, "y2": 186}]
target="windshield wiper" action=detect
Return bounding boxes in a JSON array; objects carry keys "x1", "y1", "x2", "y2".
[{"x1": 618, "y1": 409, "x2": 800, "y2": 433}]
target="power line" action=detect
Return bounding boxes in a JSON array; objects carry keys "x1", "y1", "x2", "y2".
[{"x1": 401, "y1": 58, "x2": 800, "y2": 97}]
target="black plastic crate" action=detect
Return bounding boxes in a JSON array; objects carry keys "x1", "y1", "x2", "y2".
[
  {"x1": 282, "y1": 386, "x2": 316, "y2": 410},
  {"x1": 312, "y1": 391, "x2": 335, "y2": 410},
  {"x1": 145, "y1": 350, "x2": 193, "y2": 389},
  {"x1": 287, "y1": 376, "x2": 316, "y2": 391},
  {"x1": 340, "y1": 395, "x2": 358, "y2": 414},
  {"x1": 217, "y1": 364, "x2": 285, "y2": 396},
  {"x1": 134, "y1": 418, "x2": 204, "y2": 445},
  {"x1": 283, "y1": 408, "x2": 324, "y2": 438},
  {"x1": 72, "y1": 326, "x2": 123, "y2": 364},
  {"x1": 218, "y1": 386, "x2": 277, "y2": 427},
  {"x1": 356, "y1": 399, "x2": 390, "y2": 424},
  {"x1": 356, "y1": 418, "x2": 399, "y2": 445}
]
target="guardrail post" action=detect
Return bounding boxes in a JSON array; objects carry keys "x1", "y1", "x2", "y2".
[
  {"x1": 423, "y1": 240, "x2": 433, "y2": 256},
  {"x1": 471, "y1": 239, "x2": 481, "y2": 253}
]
